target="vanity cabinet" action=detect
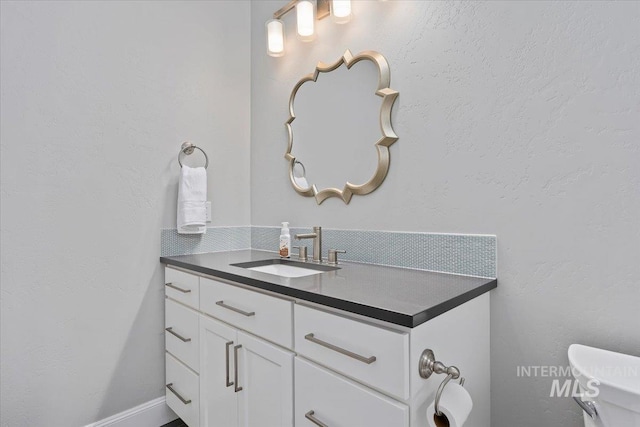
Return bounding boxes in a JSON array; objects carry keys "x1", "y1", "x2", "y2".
[
  {"x1": 166, "y1": 267, "x2": 295, "y2": 427},
  {"x1": 164, "y1": 265, "x2": 491, "y2": 427}
]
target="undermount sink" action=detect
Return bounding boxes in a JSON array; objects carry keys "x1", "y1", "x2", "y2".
[{"x1": 231, "y1": 259, "x2": 339, "y2": 278}]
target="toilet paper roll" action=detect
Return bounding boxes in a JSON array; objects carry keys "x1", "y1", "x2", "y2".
[{"x1": 426, "y1": 383, "x2": 473, "y2": 427}]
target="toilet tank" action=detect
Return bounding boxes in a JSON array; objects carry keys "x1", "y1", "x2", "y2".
[{"x1": 568, "y1": 344, "x2": 640, "y2": 427}]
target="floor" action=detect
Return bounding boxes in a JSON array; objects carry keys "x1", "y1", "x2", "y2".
[{"x1": 161, "y1": 419, "x2": 187, "y2": 427}]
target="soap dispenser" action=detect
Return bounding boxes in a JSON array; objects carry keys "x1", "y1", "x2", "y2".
[{"x1": 279, "y1": 222, "x2": 291, "y2": 258}]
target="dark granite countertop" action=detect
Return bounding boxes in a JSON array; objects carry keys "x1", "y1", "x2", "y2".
[{"x1": 160, "y1": 250, "x2": 496, "y2": 328}]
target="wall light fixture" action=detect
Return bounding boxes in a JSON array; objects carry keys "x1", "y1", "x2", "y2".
[
  {"x1": 331, "y1": 0, "x2": 352, "y2": 24},
  {"x1": 296, "y1": 1, "x2": 315, "y2": 42},
  {"x1": 266, "y1": 0, "x2": 352, "y2": 57}
]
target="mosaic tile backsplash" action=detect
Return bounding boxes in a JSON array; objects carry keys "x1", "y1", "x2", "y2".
[
  {"x1": 251, "y1": 227, "x2": 496, "y2": 278},
  {"x1": 161, "y1": 226, "x2": 251, "y2": 257},
  {"x1": 161, "y1": 226, "x2": 496, "y2": 278}
]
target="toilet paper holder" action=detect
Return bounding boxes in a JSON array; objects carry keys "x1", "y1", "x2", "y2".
[{"x1": 419, "y1": 349, "x2": 466, "y2": 416}]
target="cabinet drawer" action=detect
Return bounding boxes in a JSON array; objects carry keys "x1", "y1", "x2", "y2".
[
  {"x1": 294, "y1": 304, "x2": 409, "y2": 400},
  {"x1": 166, "y1": 352, "x2": 199, "y2": 427},
  {"x1": 295, "y1": 358, "x2": 409, "y2": 427},
  {"x1": 166, "y1": 299, "x2": 199, "y2": 372},
  {"x1": 165, "y1": 267, "x2": 199, "y2": 309},
  {"x1": 200, "y1": 277, "x2": 293, "y2": 348}
]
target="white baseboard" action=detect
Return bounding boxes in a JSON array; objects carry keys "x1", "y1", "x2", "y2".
[{"x1": 85, "y1": 397, "x2": 178, "y2": 427}]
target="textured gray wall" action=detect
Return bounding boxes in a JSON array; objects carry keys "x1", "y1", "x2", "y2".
[
  {"x1": 250, "y1": 2, "x2": 640, "y2": 426},
  {"x1": 0, "y1": 1, "x2": 250, "y2": 425}
]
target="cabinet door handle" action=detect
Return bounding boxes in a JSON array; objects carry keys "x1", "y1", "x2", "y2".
[
  {"x1": 305, "y1": 410, "x2": 329, "y2": 427},
  {"x1": 165, "y1": 282, "x2": 191, "y2": 293},
  {"x1": 304, "y1": 333, "x2": 377, "y2": 365},
  {"x1": 165, "y1": 327, "x2": 191, "y2": 342},
  {"x1": 166, "y1": 383, "x2": 192, "y2": 405},
  {"x1": 233, "y1": 344, "x2": 243, "y2": 392},
  {"x1": 216, "y1": 300, "x2": 255, "y2": 317},
  {"x1": 225, "y1": 341, "x2": 235, "y2": 387}
]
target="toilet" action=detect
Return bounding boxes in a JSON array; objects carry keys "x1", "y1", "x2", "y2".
[{"x1": 568, "y1": 344, "x2": 640, "y2": 427}]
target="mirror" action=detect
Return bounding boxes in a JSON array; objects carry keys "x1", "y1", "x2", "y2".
[{"x1": 284, "y1": 50, "x2": 399, "y2": 204}]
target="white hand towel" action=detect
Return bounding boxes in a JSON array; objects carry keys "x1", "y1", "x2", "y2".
[{"x1": 177, "y1": 165, "x2": 207, "y2": 234}]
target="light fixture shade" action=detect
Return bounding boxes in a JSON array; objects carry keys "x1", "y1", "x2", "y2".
[
  {"x1": 266, "y1": 19, "x2": 285, "y2": 57},
  {"x1": 331, "y1": 0, "x2": 352, "y2": 24},
  {"x1": 296, "y1": 0, "x2": 315, "y2": 42}
]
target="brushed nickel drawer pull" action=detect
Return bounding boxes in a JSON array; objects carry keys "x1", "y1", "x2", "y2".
[
  {"x1": 165, "y1": 327, "x2": 191, "y2": 342},
  {"x1": 233, "y1": 344, "x2": 243, "y2": 392},
  {"x1": 166, "y1": 383, "x2": 192, "y2": 404},
  {"x1": 165, "y1": 282, "x2": 191, "y2": 293},
  {"x1": 225, "y1": 341, "x2": 234, "y2": 387},
  {"x1": 216, "y1": 301, "x2": 255, "y2": 317},
  {"x1": 304, "y1": 333, "x2": 377, "y2": 364},
  {"x1": 305, "y1": 410, "x2": 329, "y2": 427}
]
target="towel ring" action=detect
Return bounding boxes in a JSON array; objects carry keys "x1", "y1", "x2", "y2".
[{"x1": 178, "y1": 141, "x2": 209, "y2": 169}]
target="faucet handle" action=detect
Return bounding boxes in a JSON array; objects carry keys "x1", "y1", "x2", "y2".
[
  {"x1": 327, "y1": 249, "x2": 346, "y2": 266},
  {"x1": 293, "y1": 246, "x2": 308, "y2": 262}
]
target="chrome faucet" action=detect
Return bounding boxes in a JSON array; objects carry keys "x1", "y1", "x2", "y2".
[{"x1": 295, "y1": 226, "x2": 322, "y2": 263}]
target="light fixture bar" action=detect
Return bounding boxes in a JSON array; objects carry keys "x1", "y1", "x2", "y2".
[
  {"x1": 273, "y1": 0, "x2": 331, "y2": 20},
  {"x1": 317, "y1": 0, "x2": 330, "y2": 20},
  {"x1": 273, "y1": 0, "x2": 298, "y2": 19}
]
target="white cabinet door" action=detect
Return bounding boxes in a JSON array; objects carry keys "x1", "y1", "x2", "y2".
[
  {"x1": 200, "y1": 277, "x2": 294, "y2": 348},
  {"x1": 295, "y1": 358, "x2": 409, "y2": 427},
  {"x1": 166, "y1": 299, "x2": 200, "y2": 372},
  {"x1": 295, "y1": 304, "x2": 409, "y2": 400},
  {"x1": 199, "y1": 315, "x2": 238, "y2": 427},
  {"x1": 166, "y1": 353, "x2": 200, "y2": 427},
  {"x1": 237, "y1": 331, "x2": 294, "y2": 427},
  {"x1": 165, "y1": 267, "x2": 200, "y2": 309}
]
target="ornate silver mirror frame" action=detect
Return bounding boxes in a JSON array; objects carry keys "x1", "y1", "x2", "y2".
[{"x1": 284, "y1": 49, "x2": 399, "y2": 204}]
